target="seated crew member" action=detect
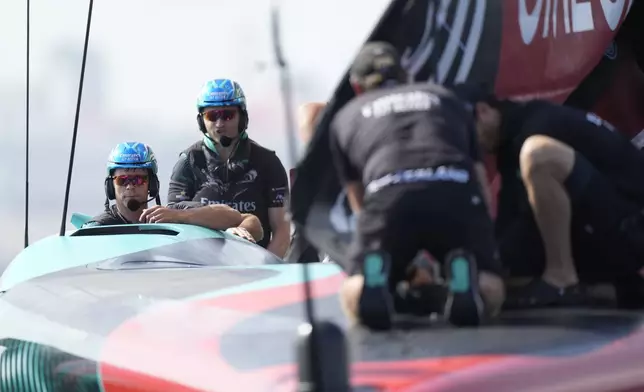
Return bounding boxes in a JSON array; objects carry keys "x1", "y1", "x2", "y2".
[
  {"x1": 452, "y1": 84, "x2": 644, "y2": 309},
  {"x1": 330, "y1": 42, "x2": 505, "y2": 330},
  {"x1": 84, "y1": 142, "x2": 263, "y2": 243},
  {"x1": 167, "y1": 78, "x2": 291, "y2": 257}
]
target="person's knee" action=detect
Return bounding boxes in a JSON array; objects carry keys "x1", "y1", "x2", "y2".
[
  {"x1": 519, "y1": 135, "x2": 576, "y2": 183},
  {"x1": 478, "y1": 271, "x2": 505, "y2": 317}
]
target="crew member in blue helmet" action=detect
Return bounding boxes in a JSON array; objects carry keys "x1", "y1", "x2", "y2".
[
  {"x1": 84, "y1": 142, "x2": 263, "y2": 243},
  {"x1": 167, "y1": 79, "x2": 291, "y2": 257}
]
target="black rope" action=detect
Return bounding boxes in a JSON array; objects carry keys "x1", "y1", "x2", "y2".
[
  {"x1": 271, "y1": 6, "x2": 323, "y2": 389},
  {"x1": 24, "y1": 0, "x2": 30, "y2": 248},
  {"x1": 59, "y1": 0, "x2": 94, "y2": 236},
  {"x1": 271, "y1": 6, "x2": 298, "y2": 168},
  {"x1": 300, "y1": 245, "x2": 323, "y2": 391}
]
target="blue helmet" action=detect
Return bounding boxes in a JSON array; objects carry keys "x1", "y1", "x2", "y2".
[
  {"x1": 196, "y1": 78, "x2": 247, "y2": 112},
  {"x1": 106, "y1": 142, "x2": 158, "y2": 177}
]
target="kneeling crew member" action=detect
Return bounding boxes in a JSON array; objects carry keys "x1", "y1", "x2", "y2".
[
  {"x1": 453, "y1": 84, "x2": 644, "y2": 309},
  {"x1": 330, "y1": 42, "x2": 505, "y2": 330}
]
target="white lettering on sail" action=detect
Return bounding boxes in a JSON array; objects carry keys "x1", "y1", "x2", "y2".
[
  {"x1": 456, "y1": 0, "x2": 486, "y2": 82},
  {"x1": 601, "y1": 0, "x2": 625, "y2": 31},
  {"x1": 436, "y1": 0, "x2": 468, "y2": 82},
  {"x1": 519, "y1": 0, "x2": 543, "y2": 44},
  {"x1": 541, "y1": 0, "x2": 572, "y2": 38},
  {"x1": 571, "y1": 0, "x2": 594, "y2": 33},
  {"x1": 401, "y1": 1, "x2": 437, "y2": 82},
  {"x1": 400, "y1": 0, "x2": 487, "y2": 84},
  {"x1": 519, "y1": 0, "x2": 632, "y2": 45}
]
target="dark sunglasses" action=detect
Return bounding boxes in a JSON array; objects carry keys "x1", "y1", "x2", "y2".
[
  {"x1": 112, "y1": 174, "x2": 149, "y2": 186},
  {"x1": 203, "y1": 109, "x2": 237, "y2": 122}
]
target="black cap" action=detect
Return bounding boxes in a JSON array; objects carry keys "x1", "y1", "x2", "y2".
[{"x1": 349, "y1": 41, "x2": 403, "y2": 86}]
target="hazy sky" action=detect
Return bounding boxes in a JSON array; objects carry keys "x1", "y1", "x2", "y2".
[{"x1": 0, "y1": 0, "x2": 390, "y2": 265}]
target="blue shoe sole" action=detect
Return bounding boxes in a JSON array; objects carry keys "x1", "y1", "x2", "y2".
[
  {"x1": 443, "y1": 249, "x2": 484, "y2": 327},
  {"x1": 358, "y1": 251, "x2": 394, "y2": 330}
]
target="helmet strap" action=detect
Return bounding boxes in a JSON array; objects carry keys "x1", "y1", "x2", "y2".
[
  {"x1": 203, "y1": 135, "x2": 219, "y2": 155},
  {"x1": 238, "y1": 108, "x2": 249, "y2": 137}
]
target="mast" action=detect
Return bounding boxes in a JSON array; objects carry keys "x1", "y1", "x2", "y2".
[{"x1": 59, "y1": 0, "x2": 95, "y2": 236}]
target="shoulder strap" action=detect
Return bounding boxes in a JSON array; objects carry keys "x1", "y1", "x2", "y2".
[
  {"x1": 192, "y1": 145, "x2": 207, "y2": 171},
  {"x1": 180, "y1": 140, "x2": 208, "y2": 171}
]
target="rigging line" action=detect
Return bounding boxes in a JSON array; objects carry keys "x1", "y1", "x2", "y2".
[
  {"x1": 269, "y1": 4, "x2": 322, "y2": 389},
  {"x1": 299, "y1": 236, "x2": 324, "y2": 391},
  {"x1": 59, "y1": 0, "x2": 95, "y2": 236},
  {"x1": 24, "y1": 0, "x2": 30, "y2": 248},
  {"x1": 270, "y1": 5, "x2": 298, "y2": 169},
  {"x1": 270, "y1": 4, "x2": 323, "y2": 389}
]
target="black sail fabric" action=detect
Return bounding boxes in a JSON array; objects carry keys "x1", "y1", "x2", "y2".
[{"x1": 289, "y1": 0, "x2": 503, "y2": 263}]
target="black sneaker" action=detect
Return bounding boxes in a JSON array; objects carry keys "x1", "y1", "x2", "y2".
[
  {"x1": 502, "y1": 279, "x2": 588, "y2": 310},
  {"x1": 358, "y1": 250, "x2": 395, "y2": 330},
  {"x1": 443, "y1": 249, "x2": 485, "y2": 327}
]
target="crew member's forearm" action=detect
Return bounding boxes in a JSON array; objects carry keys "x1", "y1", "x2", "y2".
[
  {"x1": 181, "y1": 205, "x2": 243, "y2": 230},
  {"x1": 167, "y1": 201, "x2": 204, "y2": 209},
  {"x1": 239, "y1": 214, "x2": 264, "y2": 242},
  {"x1": 267, "y1": 225, "x2": 290, "y2": 258}
]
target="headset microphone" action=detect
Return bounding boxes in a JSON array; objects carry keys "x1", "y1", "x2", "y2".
[{"x1": 126, "y1": 196, "x2": 155, "y2": 212}]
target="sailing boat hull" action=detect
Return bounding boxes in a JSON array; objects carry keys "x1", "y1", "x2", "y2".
[{"x1": 0, "y1": 223, "x2": 643, "y2": 391}]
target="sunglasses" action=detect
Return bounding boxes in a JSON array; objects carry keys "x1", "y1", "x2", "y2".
[
  {"x1": 112, "y1": 174, "x2": 149, "y2": 186},
  {"x1": 203, "y1": 109, "x2": 237, "y2": 122}
]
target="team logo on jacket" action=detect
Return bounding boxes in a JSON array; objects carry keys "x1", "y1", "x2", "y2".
[
  {"x1": 238, "y1": 169, "x2": 258, "y2": 184},
  {"x1": 200, "y1": 185, "x2": 257, "y2": 212},
  {"x1": 200, "y1": 198, "x2": 257, "y2": 212}
]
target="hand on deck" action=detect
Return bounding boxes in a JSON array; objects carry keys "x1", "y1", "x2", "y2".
[
  {"x1": 139, "y1": 206, "x2": 180, "y2": 224},
  {"x1": 226, "y1": 227, "x2": 256, "y2": 243}
]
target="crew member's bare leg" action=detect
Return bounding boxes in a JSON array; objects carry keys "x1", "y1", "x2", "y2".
[
  {"x1": 479, "y1": 272, "x2": 505, "y2": 317},
  {"x1": 340, "y1": 275, "x2": 363, "y2": 325},
  {"x1": 519, "y1": 135, "x2": 579, "y2": 288},
  {"x1": 340, "y1": 272, "x2": 504, "y2": 323}
]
